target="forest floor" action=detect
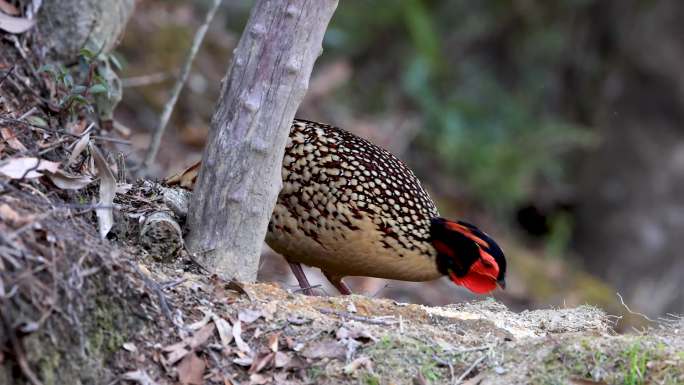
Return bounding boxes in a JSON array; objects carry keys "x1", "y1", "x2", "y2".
[
  {"x1": 2, "y1": 196, "x2": 683, "y2": 385},
  {"x1": 1, "y1": 30, "x2": 683, "y2": 385},
  {"x1": 1, "y1": 115, "x2": 683, "y2": 385}
]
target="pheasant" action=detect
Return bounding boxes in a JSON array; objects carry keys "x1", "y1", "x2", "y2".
[{"x1": 167, "y1": 119, "x2": 507, "y2": 295}]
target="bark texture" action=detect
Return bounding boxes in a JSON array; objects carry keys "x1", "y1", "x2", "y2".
[
  {"x1": 37, "y1": 0, "x2": 135, "y2": 61},
  {"x1": 186, "y1": 0, "x2": 338, "y2": 281}
]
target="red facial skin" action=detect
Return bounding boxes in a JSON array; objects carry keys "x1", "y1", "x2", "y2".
[
  {"x1": 432, "y1": 220, "x2": 504, "y2": 294},
  {"x1": 437, "y1": 221, "x2": 501, "y2": 294},
  {"x1": 448, "y1": 249, "x2": 500, "y2": 294}
]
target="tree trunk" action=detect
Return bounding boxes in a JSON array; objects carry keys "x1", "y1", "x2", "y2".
[
  {"x1": 185, "y1": 0, "x2": 338, "y2": 282},
  {"x1": 37, "y1": 0, "x2": 135, "y2": 61}
]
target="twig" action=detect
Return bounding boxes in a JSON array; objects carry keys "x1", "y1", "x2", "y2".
[
  {"x1": 292, "y1": 284, "x2": 322, "y2": 293},
  {"x1": 433, "y1": 355, "x2": 455, "y2": 384},
  {"x1": 133, "y1": 264, "x2": 173, "y2": 323},
  {"x1": 92, "y1": 135, "x2": 131, "y2": 145},
  {"x1": 187, "y1": 252, "x2": 211, "y2": 274},
  {"x1": 0, "y1": 116, "x2": 128, "y2": 144},
  {"x1": 317, "y1": 307, "x2": 398, "y2": 325},
  {"x1": 452, "y1": 344, "x2": 495, "y2": 354},
  {"x1": 160, "y1": 279, "x2": 187, "y2": 290},
  {"x1": 0, "y1": 65, "x2": 15, "y2": 86},
  {"x1": 616, "y1": 292, "x2": 655, "y2": 323},
  {"x1": 454, "y1": 354, "x2": 486, "y2": 385},
  {"x1": 121, "y1": 72, "x2": 171, "y2": 88},
  {"x1": 18, "y1": 106, "x2": 37, "y2": 120},
  {"x1": 141, "y1": 0, "x2": 223, "y2": 170}
]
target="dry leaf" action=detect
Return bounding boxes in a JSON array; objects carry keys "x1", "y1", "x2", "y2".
[
  {"x1": 0, "y1": 157, "x2": 59, "y2": 179},
  {"x1": 273, "y1": 351, "x2": 290, "y2": 368},
  {"x1": 267, "y1": 332, "x2": 279, "y2": 352},
  {"x1": 336, "y1": 325, "x2": 375, "y2": 342},
  {"x1": 0, "y1": 203, "x2": 32, "y2": 227},
  {"x1": 0, "y1": 0, "x2": 20, "y2": 15},
  {"x1": 45, "y1": 170, "x2": 93, "y2": 190},
  {"x1": 188, "y1": 311, "x2": 212, "y2": 330},
  {"x1": 165, "y1": 161, "x2": 200, "y2": 189},
  {"x1": 188, "y1": 323, "x2": 215, "y2": 349},
  {"x1": 122, "y1": 342, "x2": 137, "y2": 353},
  {"x1": 166, "y1": 346, "x2": 190, "y2": 365},
  {"x1": 344, "y1": 356, "x2": 373, "y2": 374},
  {"x1": 121, "y1": 370, "x2": 157, "y2": 385},
  {"x1": 248, "y1": 352, "x2": 274, "y2": 374},
  {"x1": 90, "y1": 143, "x2": 115, "y2": 238},
  {"x1": 248, "y1": 373, "x2": 269, "y2": 385},
  {"x1": 67, "y1": 120, "x2": 87, "y2": 135},
  {"x1": 1, "y1": 127, "x2": 27, "y2": 151},
  {"x1": 287, "y1": 316, "x2": 311, "y2": 325},
  {"x1": 301, "y1": 341, "x2": 346, "y2": 359},
  {"x1": 226, "y1": 279, "x2": 250, "y2": 298},
  {"x1": 68, "y1": 132, "x2": 90, "y2": 165},
  {"x1": 212, "y1": 316, "x2": 233, "y2": 347},
  {"x1": 0, "y1": 12, "x2": 34, "y2": 33},
  {"x1": 284, "y1": 355, "x2": 307, "y2": 370},
  {"x1": 25, "y1": 116, "x2": 47, "y2": 127},
  {"x1": 177, "y1": 352, "x2": 205, "y2": 385},
  {"x1": 162, "y1": 341, "x2": 186, "y2": 353},
  {"x1": 116, "y1": 183, "x2": 132, "y2": 194},
  {"x1": 233, "y1": 356, "x2": 253, "y2": 366},
  {"x1": 273, "y1": 372, "x2": 289, "y2": 383},
  {"x1": 232, "y1": 320, "x2": 252, "y2": 354},
  {"x1": 238, "y1": 309, "x2": 263, "y2": 324},
  {"x1": 261, "y1": 301, "x2": 277, "y2": 320}
]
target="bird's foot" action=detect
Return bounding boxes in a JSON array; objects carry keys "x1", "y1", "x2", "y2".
[
  {"x1": 288, "y1": 262, "x2": 318, "y2": 296},
  {"x1": 323, "y1": 271, "x2": 353, "y2": 295}
]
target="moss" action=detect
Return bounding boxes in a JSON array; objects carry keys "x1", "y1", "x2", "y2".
[
  {"x1": 523, "y1": 335, "x2": 683, "y2": 385},
  {"x1": 86, "y1": 295, "x2": 129, "y2": 357},
  {"x1": 362, "y1": 334, "x2": 457, "y2": 383},
  {"x1": 37, "y1": 348, "x2": 61, "y2": 385},
  {"x1": 420, "y1": 361, "x2": 442, "y2": 382},
  {"x1": 362, "y1": 373, "x2": 381, "y2": 385}
]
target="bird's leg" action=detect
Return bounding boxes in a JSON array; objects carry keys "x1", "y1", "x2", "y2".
[
  {"x1": 323, "y1": 271, "x2": 353, "y2": 295},
  {"x1": 288, "y1": 262, "x2": 315, "y2": 295}
]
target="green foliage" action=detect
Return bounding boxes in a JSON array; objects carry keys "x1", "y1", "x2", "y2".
[
  {"x1": 362, "y1": 373, "x2": 381, "y2": 385},
  {"x1": 623, "y1": 342, "x2": 648, "y2": 385},
  {"x1": 38, "y1": 47, "x2": 121, "y2": 116},
  {"x1": 325, "y1": 1, "x2": 600, "y2": 212}
]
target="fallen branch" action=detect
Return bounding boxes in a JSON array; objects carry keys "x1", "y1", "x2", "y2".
[
  {"x1": 317, "y1": 307, "x2": 398, "y2": 326},
  {"x1": 454, "y1": 354, "x2": 486, "y2": 385},
  {"x1": 616, "y1": 292, "x2": 656, "y2": 323}
]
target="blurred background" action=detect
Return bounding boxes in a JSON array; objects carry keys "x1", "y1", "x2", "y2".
[{"x1": 113, "y1": 0, "x2": 684, "y2": 324}]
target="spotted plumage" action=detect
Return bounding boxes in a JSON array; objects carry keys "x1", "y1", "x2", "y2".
[
  {"x1": 266, "y1": 119, "x2": 440, "y2": 283},
  {"x1": 167, "y1": 119, "x2": 507, "y2": 296}
]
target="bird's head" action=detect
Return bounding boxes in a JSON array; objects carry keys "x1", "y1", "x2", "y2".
[{"x1": 429, "y1": 217, "x2": 507, "y2": 294}]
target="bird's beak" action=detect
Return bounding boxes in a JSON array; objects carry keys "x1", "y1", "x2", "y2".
[{"x1": 497, "y1": 278, "x2": 506, "y2": 290}]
